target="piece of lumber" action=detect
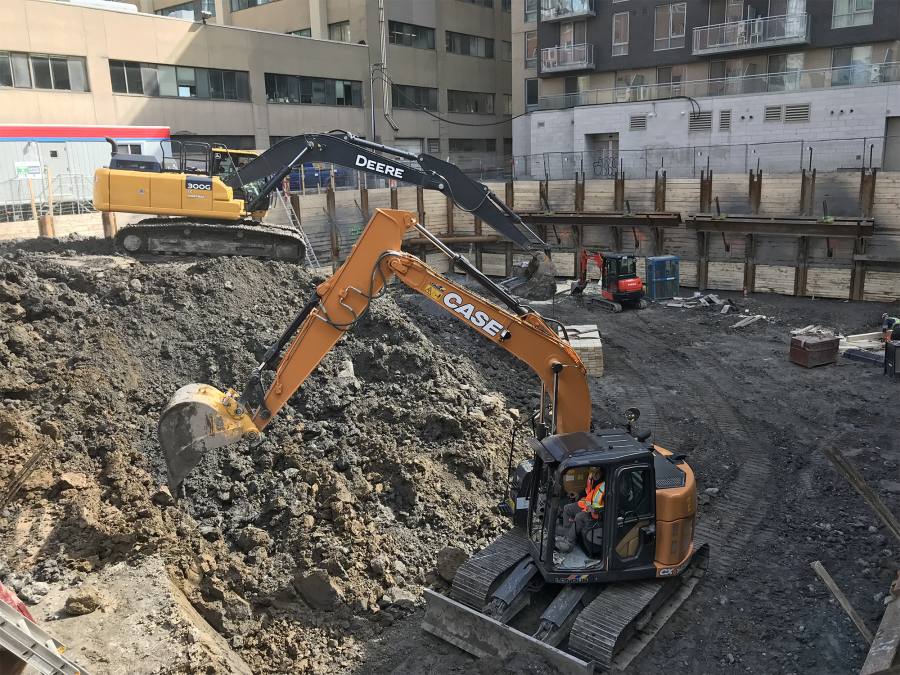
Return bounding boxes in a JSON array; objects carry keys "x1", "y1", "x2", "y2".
[
  {"x1": 861, "y1": 595, "x2": 900, "y2": 675},
  {"x1": 823, "y1": 448, "x2": 900, "y2": 547},
  {"x1": 732, "y1": 314, "x2": 763, "y2": 328},
  {"x1": 810, "y1": 560, "x2": 874, "y2": 645}
]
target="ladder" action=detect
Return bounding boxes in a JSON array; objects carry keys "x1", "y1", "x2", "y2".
[
  {"x1": 0, "y1": 599, "x2": 91, "y2": 675},
  {"x1": 265, "y1": 190, "x2": 323, "y2": 271}
]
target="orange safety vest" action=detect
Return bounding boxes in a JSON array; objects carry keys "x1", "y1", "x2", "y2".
[{"x1": 578, "y1": 480, "x2": 606, "y2": 512}]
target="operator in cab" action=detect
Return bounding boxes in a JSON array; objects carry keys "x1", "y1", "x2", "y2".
[{"x1": 558, "y1": 468, "x2": 605, "y2": 552}]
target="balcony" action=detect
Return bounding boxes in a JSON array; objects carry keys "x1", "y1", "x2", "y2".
[
  {"x1": 693, "y1": 13, "x2": 810, "y2": 56},
  {"x1": 536, "y1": 62, "x2": 900, "y2": 110},
  {"x1": 541, "y1": 43, "x2": 594, "y2": 74},
  {"x1": 540, "y1": 0, "x2": 595, "y2": 22}
]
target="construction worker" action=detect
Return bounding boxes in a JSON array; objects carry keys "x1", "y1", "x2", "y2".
[
  {"x1": 882, "y1": 313, "x2": 900, "y2": 342},
  {"x1": 558, "y1": 469, "x2": 605, "y2": 551}
]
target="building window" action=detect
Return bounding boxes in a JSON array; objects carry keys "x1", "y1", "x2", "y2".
[
  {"x1": 560, "y1": 20, "x2": 587, "y2": 46},
  {"x1": 230, "y1": 0, "x2": 276, "y2": 10},
  {"x1": 525, "y1": 78, "x2": 539, "y2": 106},
  {"x1": 427, "y1": 138, "x2": 441, "y2": 154},
  {"x1": 328, "y1": 20, "x2": 350, "y2": 42},
  {"x1": 0, "y1": 52, "x2": 88, "y2": 91},
  {"x1": 446, "y1": 31, "x2": 494, "y2": 58},
  {"x1": 612, "y1": 12, "x2": 629, "y2": 56},
  {"x1": 657, "y1": 65, "x2": 685, "y2": 96},
  {"x1": 388, "y1": 21, "x2": 435, "y2": 49},
  {"x1": 503, "y1": 93, "x2": 512, "y2": 114},
  {"x1": 767, "y1": 53, "x2": 804, "y2": 91},
  {"x1": 449, "y1": 138, "x2": 496, "y2": 153},
  {"x1": 447, "y1": 89, "x2": 494, "y2": 114},
  {"x1": 502, "y1": 0, "x2": 512, "y2": 11},
  {"x1": 156, "y1": 0, "x2": 215, "y2": 17},
  {"x1": 503, "y1": 137, "x2": 513, "y2": 157},
  {"x1": 525, "y1": 0, "x2": 538, "y2": 22},
  {"x1": 110, "y1": 60, "x2": 249, "y2": 100},
  {"x1": 457, "y1": 0, "x2": 493, "y2": 7},
  {"x1": 831, "y1": 45, "x2": 874, "y2": 86},
  {"x1": 654, "y1": 2, "x2": 687, "y2": 51},
  {"x1": 288, "y1": 28, "x2": 312, "y2": 37},
  {"x1": 501, "y1": 41, "x2": 512, "y2": 61},
  {"x1": 391, "y1": 84, "x2": 439, "y2": 110},
  {"x1": 525, "y1": 31, "x2": 538, "y2": 68},
  {"x1": 832, "y1": 0, "x2": 874, "y2": 29},
  {"x1": 264, "y1": 72, "x2": 363, "y2": 106}
]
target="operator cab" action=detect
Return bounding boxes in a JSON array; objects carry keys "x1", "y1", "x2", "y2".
[{"x1": 511, "y1": 421, "x2": 688, "y2": 584}]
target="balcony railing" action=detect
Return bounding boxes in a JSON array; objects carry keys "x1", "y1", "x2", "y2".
[
  {"x1": 540, "y1": 0, "x2": 594, "y2": 22},
  {"x1": 535, "y1": 62, "x2": 900, "y2": 111},
  {"x1": 693, "y1": 13, "x2": 810, "y2": 56},
  {"x1": 541, "y1": 43, "x2": 594, "y2": 73}
]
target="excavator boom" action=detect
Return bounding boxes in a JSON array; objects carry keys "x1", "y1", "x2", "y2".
[{"x1": 160, "y1": 208, "x2": 589, "y2": 491}]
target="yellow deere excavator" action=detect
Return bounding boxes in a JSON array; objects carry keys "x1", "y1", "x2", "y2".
[
  {"x1": 157, "y1": 200, "x2": 707, "y2": 670},
  {"x1": 93, "y1": 132, "x2": 555, "y2": 288}
]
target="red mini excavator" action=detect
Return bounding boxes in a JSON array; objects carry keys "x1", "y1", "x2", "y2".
[{"x1": 571, "y1": 250, "x2": 648, "y2": 312}]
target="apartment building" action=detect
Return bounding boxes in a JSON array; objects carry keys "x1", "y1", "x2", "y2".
[
  {"x1": 0, "y1": 0, "x2": 513, "y2": 182},
  {"x1": 513, "y1": 0, "x2": 900, "y2": 174}
]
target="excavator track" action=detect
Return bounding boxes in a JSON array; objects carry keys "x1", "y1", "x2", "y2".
[
  {"x1": 114, "y1": 218, "x2": 306, "y2": 261},
  {"x1": 450, "y1": 529, "x2": 531, "y2": 609},
  {"x1": 425, "y1": 537, "x2": 708, "y2": 673}
]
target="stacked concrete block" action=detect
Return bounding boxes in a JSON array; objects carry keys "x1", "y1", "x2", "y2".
[{"x1": 564, "y1": 324, "x2": 604, "y2": 377}]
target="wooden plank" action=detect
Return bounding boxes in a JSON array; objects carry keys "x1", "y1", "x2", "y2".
[
  {"x1": 823, "y1": 447, "x2": 900, "y2": 547},
  {"x1": 860, "y1": 592, "x2": 900, "y2": 675},
  {"x1": 810, "y1": 560, "x2": 874, "y2": 645}
]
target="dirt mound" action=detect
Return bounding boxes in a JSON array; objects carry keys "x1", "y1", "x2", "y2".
[{"x1": 0, "y1": 246, "x2": 530, "y2": 673}]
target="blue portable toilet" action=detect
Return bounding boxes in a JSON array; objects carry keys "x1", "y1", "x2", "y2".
[{"x1": 645, "y1": 256, "x2": 680, "y2": 300}]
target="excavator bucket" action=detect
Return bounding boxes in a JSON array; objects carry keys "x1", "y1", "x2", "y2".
[
  {"x1": 504, "y1": 252, "x2": 559, "y2": 301},
  {"x1": 158, "y1": 383, "x2": 259, "y2": 492}
]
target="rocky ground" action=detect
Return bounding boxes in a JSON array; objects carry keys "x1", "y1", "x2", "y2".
[{"x1": 0, "y1": 236, "x2": 898, "y2": 674}]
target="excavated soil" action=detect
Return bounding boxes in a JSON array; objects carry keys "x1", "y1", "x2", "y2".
[{"x1": 1, "y1": 236, "x2": 898, "y2": 675}]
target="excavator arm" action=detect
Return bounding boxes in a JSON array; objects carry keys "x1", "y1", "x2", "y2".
[
  {"x1": 225, "y1": 132, "x2": 548, "y2": 254},
  {"x1": 159, "y1": 208, "x2": 591, "y2": 491}
]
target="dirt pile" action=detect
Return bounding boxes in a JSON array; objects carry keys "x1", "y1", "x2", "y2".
[{"x1": 0, "y1": 241, "x2": 532, "y2": 673}]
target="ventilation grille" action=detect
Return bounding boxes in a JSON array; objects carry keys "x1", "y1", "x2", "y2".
[
  {"x1": 784, "y1": 103, "x2": 811, "y2": 122},
  {"x1": 719, "y1": 109, "x2": 732, "y2": 131},
  {"x1": 688, "y1": 111, "x2": 712, "y2": 133},
  {"x1": 630, "y1": 114, "x2": 647, "y2": 131},
  {"x1": 764, "y1": 105, "x2": 783, "y2": 122}
]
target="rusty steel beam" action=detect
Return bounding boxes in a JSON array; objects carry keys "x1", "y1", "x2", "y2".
[
  {"x1": 686, "y1": 214, "x2": 874, "y2": 238},
  {"x1": 404, "y1": 235, "x2": 502, "y2": 247},
  {"x1": 521, "y1": 212, "x2": 682, "y2": 227}
]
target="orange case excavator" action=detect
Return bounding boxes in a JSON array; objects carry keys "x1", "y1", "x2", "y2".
[{"x1": 157, "y1": 202, "x2": 705, "y2": 671}]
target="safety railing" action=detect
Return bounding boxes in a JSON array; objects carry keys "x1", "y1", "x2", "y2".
[
  {"x1": 0, "y1": 172, "x2": 97, "y2": 223},
  {"x1": 693, "y1": 13, "x2": 810, "y2": 55},
  {"x1": 541, "y1": 43, "x2": 594, "y2": 74},
  {"x1": 540, "y1": 0, "x2": 594, "y2": 22},
  {"x1": 537, "y1": 62, "x2": 900, "y2": 110}
]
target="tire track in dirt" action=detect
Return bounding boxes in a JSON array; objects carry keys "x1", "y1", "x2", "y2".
[{"x1": 602, "y1": 315, "x2": 776, "y2": 576}]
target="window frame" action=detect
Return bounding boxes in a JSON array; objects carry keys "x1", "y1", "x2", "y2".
[
  {"x1": 447, "y1": 89, "x2": 495, "y2": 114},
  {"x1": 110, "y1": 59, "x2": 248, "y2": 101},
  {"x1": 0, "y1": 52, "x2": 88, "y2": 92},
  {"x1": 525, "y1": 31, "x2": 538, "y2": 69},
  {"x1": 653, "y1": 2, "x2": 687, "y2": 52},
  {"x1": 265, "y1": 72, "x2": 363, "y2": 107},
  {"x1": 831, "y1": 0, "x2": 874, "y2": 29},
  {"x1": 612, "y1": 11, "x2": 629, "y2": 57},
  {"x1": 388, "y1": 20, "x2": 436, "y2": 49},
  {"x1": 328, "y1": 20, "x2": 351, "y2": 42},
  {"x1": 391, "y1": 83, "x2": 440, "y2": 111},
  {"x1": 445, "y1": 30, "x2": 495, "y2": 58},
  {"x1": 525, "y1": 77, "x2": 539, "y2": 107}
]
